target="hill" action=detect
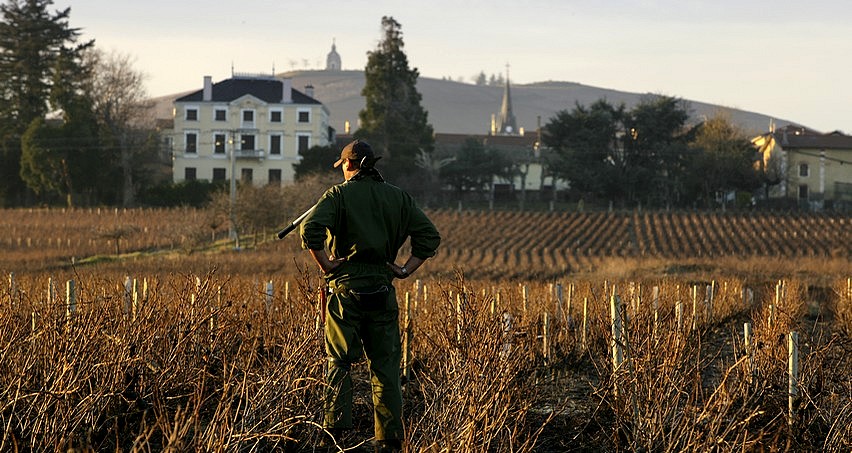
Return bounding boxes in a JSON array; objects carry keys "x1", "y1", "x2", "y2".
[{"x1": 153, "y1": 70, "x2": 796, "y2": 136}]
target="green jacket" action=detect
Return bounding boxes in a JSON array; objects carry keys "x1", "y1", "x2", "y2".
[{"x1": 300, "y1": 171, "x2": 440, "y2": 288}]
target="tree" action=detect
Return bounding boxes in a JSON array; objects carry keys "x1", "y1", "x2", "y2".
[
  {"x1": 542, "y1": 99, "x2": 626, "y2": 200},
  {"x1": 293, "y1": 144, "x2": 338, "y2": 180},
  {"x1": 87, "y1": 49, "x2": 157, "y2": 206},
  {"x1": 413, "y1": 148, "x2": 454, "y2": 208},
  {"x1": 687, "y1": 113, "x2": 761, "y2": 208},
  {"x1": 0, "y1": 0, "x2": 93, "y2": 205},
  {"x1": 621, "y1": 95, "x2": 691, "y2": 207},
  {"x1": 357, "y1": 16, "x2": 434, "y2": 184},
  {"x1": 440, "y1": 138, "x2": 501, "y2": 194},
  {"x1": 473, "y1": 71, "x2": 487, "y2": 86}
]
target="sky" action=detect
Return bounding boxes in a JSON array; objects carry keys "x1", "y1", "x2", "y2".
[{"x1": 53, "y1": 0, "x2": 852, "y2": 133}]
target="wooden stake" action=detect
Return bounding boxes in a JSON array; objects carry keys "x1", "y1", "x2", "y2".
[
  {"x1": 788, "y1": 331, "x2": 799, "y2": 426},
  {"x1": 542, "y1": 312, "x2": 550, "y2": 362},
  {"x1": 9, "y1": 272, "x2": 16, "y2": 303},
  {"x1": 403, "y1": 292, "x2": 412, "y2": 382},
  {"x1": 676, "y1": 299, "x2": 683, "y2": 333},
  {"x1": 582, "y1": 296, "x2": 589, "y2": 350},
  {"x1": 555, "y1": 283, "x2": 564, "y2": 325},
  {"x1": 744, "y1": 322, "x2": 753, "y2": 385},
  {"x1": 66, "y1": 280, "x2": 76, "y2": 322},
  {"x1": 692, "y1": 285, "x2": 698, "y2": 331},
  {"x1": 501, "y1": 312, "x2": 513, "y2": 359},
  {"x1": 266, "y1": 280, "x2": 274, "y2": 311},
  {"x1": 132, "y1": 279, "x2": 139, "y2": 321},
  {"x1": 705, "y1": 284, "x2": 714, "y2": 322},
  {"x1": 456, "y1": 293, "x2": 463, "y2": 343},
  {"x1": 652, "y1": 286, "x2": 660, "y2": 339},
  {"x1": 123, "y1": 276, "x2": 132, "y2": 318},
  {"x1": 610, "y1": 290, "x2": 624, "y2": 371},
  {"x1": 47, "y1": 277, "x2": 56, "y2": 305}
]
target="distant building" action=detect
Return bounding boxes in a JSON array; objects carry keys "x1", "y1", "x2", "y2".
[
  {"x1": 752, "y1": 124, "x2": 852, "y2": 210},
  {"x1": 326, "y1": 40, "x2": 341, "y2": 71},
  {"x1": 434, "y1": 132, "x2": 568, "y2": 194},
  {"x1": 170, "y1": 74, "x2": 331, "y2": 186},
  {"x1": 491, "y1": 66, "x2": 519, "y2": 136}
]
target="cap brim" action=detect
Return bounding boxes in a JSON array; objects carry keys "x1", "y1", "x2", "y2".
[{"x1": 332, "y1": 158, "x2": 344, "y2": 168}]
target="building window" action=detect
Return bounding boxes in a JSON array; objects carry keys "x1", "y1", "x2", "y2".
[
  {"x1": 798, "y1": 184, "x2": 808, "y2": 200},
  {"x1": 213, "y1": 168, "x2": 226, "y2": 181},
  {"x1": 799, "y1": 163, "x2": 809, "y2": 177},
  {"x1": 241, "y1": 134, "x2": 255, "y2": 151},
  {"x1": 270, "y1": 109, "x2": 283, "y2": 123},
  {"x1": 270, "y1": 134, "x2": 282, "y2": 155},
  {"x1": 185, "y1": 132, "x2": 197, "y2": 154},
  {"x1": 215, "y1": 108, "x2": 227, "y2": 121},
  {"x1": 214, "y1": 133, "x2": 226, "y2": 154},
  {"x1": 241, "y1": 168, "x2": 253, "y2": 183},
  {"x1": 297, "y1": 134, "x2": 310, "y2": 153},
  {"x1": 185, "y1": 167, "x2": 196, "y2": 180},
  {"x1": 185, "y1": 107, "x2": 198, "y2": 121},
  {"x1": 242, "y1": 109, "x2": 255, "y2": 126},
  {"x1": 298, "y1": 109, "x2": 310, "y2": 123},
  {"x1": 268, "y1": 169, "x2": 282, "y2": 186}
]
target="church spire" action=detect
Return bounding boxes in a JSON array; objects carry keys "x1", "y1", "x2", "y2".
[{"x1": 497, "y1": 63, "x2": 517, "y2": 135}]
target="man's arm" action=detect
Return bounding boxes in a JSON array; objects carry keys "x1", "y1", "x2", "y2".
[
  {"x1": 309, "y1": 248, "x2": 345, "y2": 274},
  {"x1": 387, "y1": 200, "x2": 440, "y2": 279},
  {"x1": 387, "y1": 256, "x2": 425, "y2": 279}
]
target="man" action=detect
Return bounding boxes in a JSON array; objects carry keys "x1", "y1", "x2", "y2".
[{"x1": 299, "y1": 139, "x2": 440, "y2": 452}]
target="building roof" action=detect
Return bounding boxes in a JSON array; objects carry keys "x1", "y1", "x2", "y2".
[
  {"x1": 774, "y1": 125, "x2": 852, "y2": 150},
  {"x1": 175, "y1": 77, "x2": 321, "y2": 104},
  {"x1": 435, "y1": 132, "x2": 539, "y2": 149},
  {"x1": 333, "y1": 132, "x2": 540, "y2": 152}
]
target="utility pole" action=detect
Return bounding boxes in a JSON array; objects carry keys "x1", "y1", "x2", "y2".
[{"x1": 229, "y1": 131, "x2": 240, "y2": 249}]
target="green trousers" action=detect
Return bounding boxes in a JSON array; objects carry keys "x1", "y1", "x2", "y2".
[{"x1": 323, "y1": 284, "x2": 403, "y2": 441}]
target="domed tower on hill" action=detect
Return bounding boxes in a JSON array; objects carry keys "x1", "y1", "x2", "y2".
[{"x1": 326, "y1": 39, "x2": 341, "y2": 71}]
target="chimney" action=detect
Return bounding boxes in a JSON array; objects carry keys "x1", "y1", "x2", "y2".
[
  {"x1": 203, "y1": 76, "x2": 212, "y2": 101},
  {"x1": 280, "y1": 78, "x2": 292, "y2": 103},
  {"x1": 305, "y1": 84, "x2": 315, "y2": 99}
]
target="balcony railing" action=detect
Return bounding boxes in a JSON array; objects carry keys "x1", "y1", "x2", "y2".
[{"x1": 234, "y1": 149, "x2": 265, "y2": 159}]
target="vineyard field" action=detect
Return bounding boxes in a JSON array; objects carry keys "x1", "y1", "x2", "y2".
[
  {"x1": 0, "y1": 207, "x2": 849, "y2": 451},
  {"x1": 1, "y1": 207, "x2": 848, "y2": 281}
]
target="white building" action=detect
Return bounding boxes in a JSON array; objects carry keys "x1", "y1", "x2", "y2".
[{"x1": 171, "y1": 74, "x2": 331, "y2": 186}]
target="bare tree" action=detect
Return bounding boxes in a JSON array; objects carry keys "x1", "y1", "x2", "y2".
[{"x1": 86, "y1": 49, "x2": 154, "y2": 206}]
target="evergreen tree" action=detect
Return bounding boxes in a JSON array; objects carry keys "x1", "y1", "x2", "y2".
[
  {"x1": 474, "y1": 71, "x2": 487, "y2": 86},
  {"x1": 293, "y1": 144, "x2": 337, "y2": 180},
  {"x1": 0, "y1": 0, "x2": 93, "y2": 205},
  {"x1": 621, "y1": 96, "x2": 690, "y2": 207},
  {"x1": 441, "y1": 138, "x2": 504, "y2": 194},
  {"x1": 543, "y1": 100, "x2": 626, "y2": 200},
  {"x1": 356, "y1": 16, "x2": 434, "y2": 184}
]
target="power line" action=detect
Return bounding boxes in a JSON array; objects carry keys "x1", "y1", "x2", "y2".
[{"x1": 792, "y1": 149, "x2": 852, "y2": 166}]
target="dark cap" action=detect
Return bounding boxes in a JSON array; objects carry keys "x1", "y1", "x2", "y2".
[{"x1": 333, "y1": 139, "x2": 379, "y2": 168}]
